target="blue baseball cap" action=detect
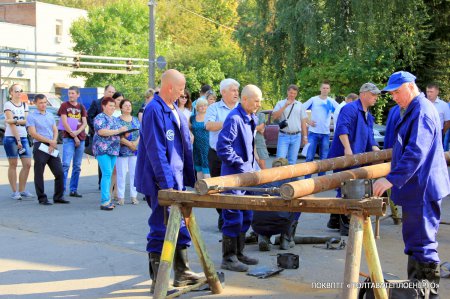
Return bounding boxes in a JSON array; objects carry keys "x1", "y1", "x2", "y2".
[{"x1": 382, "y1": 71, "x2": 416, "y2": 92}]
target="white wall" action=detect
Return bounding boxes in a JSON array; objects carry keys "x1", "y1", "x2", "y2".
[{"x1": 0, "y1": 2, "x2": 88, "y2": 94}]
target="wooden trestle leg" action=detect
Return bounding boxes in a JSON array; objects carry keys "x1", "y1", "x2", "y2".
[
  {"x1": 342, "y1": 213, "x2": 364, "y2": 299},
  {"x1": 363, "y1": 217, "x2": 388, "y2": 299},
  {"x1": 153, "y1": 205, "x2": 182, "y2": 299},
  {"x1": 182, "y1": 207, "x2": 224, "y2": 294}
]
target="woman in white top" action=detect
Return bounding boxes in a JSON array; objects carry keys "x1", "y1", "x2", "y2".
[
  {"x1": 112, "y1": 92, "x2": 124, "y2": 118},
  {"x1": 3, "y1": 84, "x2": 34, "y2": 200},
  {"x1": 177, "y1": 89, "x2": 192, "y2": 121}
]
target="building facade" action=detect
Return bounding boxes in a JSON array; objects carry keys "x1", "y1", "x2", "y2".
[{"x1": 0, "y1": 0, "x2": 87, "y2": 100}]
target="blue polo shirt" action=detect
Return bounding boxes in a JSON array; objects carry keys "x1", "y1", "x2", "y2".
[
  {"x1": 328, "y1": 99, "x2": 377, "y2": 159},
  {"x1": 26, "y1": 109, "x2": 56, "y2": 142},
  {"x1": 217, "y1": 103, "x2": 257, "y2": 176},
  {"x1": 205, "y1": 99, "x2": 239, "y2": 150}
]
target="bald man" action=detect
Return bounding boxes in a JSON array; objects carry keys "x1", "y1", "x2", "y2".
[
  {"x1": 216, "y1": 84, "x2": 262, "y2": 272},
  {"x1": 135, "y1": 69, "x2": 202, "y2": 292}
]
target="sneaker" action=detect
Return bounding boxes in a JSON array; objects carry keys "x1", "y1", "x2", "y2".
[
  {"x1": 131, "y1": 197, "x2": 139, "y2": 205},
  {"x1": 11, "y1": 192, "x2": 22, "y2": 200},
  {"x1": 20, "y1": 191, "x2": 35, "y2": 198},
  {"x1": 69, "y1": 192, "x2": 82, "y2": 198}
]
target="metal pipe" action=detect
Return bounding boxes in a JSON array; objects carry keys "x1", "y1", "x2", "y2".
[
  {"x1": 195, "y1": 149, "x2": 392, "y2": 195},
  {"x1": 148, "y1": 0, "x2": 157, "y2": 88},
  {"x1": 0, "y1": 56, "x2": 148, "y2": 68},
  {"x1": 0, "y1": 49, "x2": 148, "y2": 62}
]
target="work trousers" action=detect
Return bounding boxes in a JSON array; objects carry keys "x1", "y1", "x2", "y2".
[
  {"x1": 402, "y1": 200, "x2": 441, "y2": 264},
  {"x1": 145, "y1": 192, "x2": 191, "y2": 254},
  {"x1": 222, "y1": 209, "x2": 253, "y2": 238},
  {"x1": 33, "y1": 142, "x2": 64, "y2": 202}
]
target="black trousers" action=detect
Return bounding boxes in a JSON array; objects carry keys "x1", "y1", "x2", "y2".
[
  {"x1": 33, "y1": 143, "x2": 64, "y2": 202},
  {"x1": 208, "y1": 148, "x2": 223, "y2": 220}
]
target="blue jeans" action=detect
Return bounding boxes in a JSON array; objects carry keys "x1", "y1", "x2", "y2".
[
  {"x1": 305, "y1": 132, "x2": 330, "y2": 178},
  {"x1": 444, "y1": 130, "x2": 450, "y2": 151},
  {"x1": 62, "y1": 138, "x2": 85, "y2": 193},
  {"x1": 276, "y1": 132, "x2": 301, "y2": 165},
  {"x1": 97, "y1": 154, "x2": 117, "y2": 205}
]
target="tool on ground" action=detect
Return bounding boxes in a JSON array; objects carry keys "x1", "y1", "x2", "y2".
[
  {"x1": 277, "y1": 253, "x2": 299, "y2": 269},
  {"x1": 247, "y1": 266, "x2": 284, "y2": 279}
]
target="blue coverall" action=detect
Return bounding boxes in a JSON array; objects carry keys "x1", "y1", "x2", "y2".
[
  {"x1": 216, "y1": 104, "x2": 257, "y2": 238},
  {"x1": 387, "y1": 93, "x2": 450, "y2": 263},
  {"x1": 135, "y1": 95, "x2": 195, "y2": 254},
  {"x1": 328, "y1": 99, "x2": 377, "y2": 197},
  {"x1": 384, "y1": 105, "x2": 400, "y2": 149}
]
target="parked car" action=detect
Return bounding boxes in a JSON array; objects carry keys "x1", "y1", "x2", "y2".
[
  {"x1": 0, "y1": 106, "x2": 62, "y2": 145},
  {"x1": 259, "y1": 109, "x2": 386, "y2": 155},
  {"x1": 26, "y1": 93, "x2": 62, "y2": 109}
]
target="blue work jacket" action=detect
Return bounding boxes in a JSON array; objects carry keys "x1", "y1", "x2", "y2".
[
  {"x1": 387, "y1": 93, "x2": 450, "y2": 206},
  {"x1": 135, "y1": 95, "x2": 195, "y2": 196},
  {"x1": 384, "y1": 105, "x2": 400, "y2": 149},
  {"x1": 328, "y1": 99, "x2": 377, "y2": 159},
  {"x1": 217, "y1": 103, "x2": 257, "y2": 176}
]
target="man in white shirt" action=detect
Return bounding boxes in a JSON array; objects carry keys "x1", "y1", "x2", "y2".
[
  {"x1": 272, "y1": 84, "x2": 308, "y2": 165},
  {"x1": 426, "y1": 83, "x2": 450, "y2": 143},
  {"x1": 302, "y1": 81, "x2": 339, "y2": 178}
]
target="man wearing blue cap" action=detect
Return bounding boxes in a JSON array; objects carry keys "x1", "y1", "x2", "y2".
[
  {"x1": 373, "y1": 71, "x2": 450, "y2": 297},
  {"x1": 327, "y1": 83, "x2": 381, "y2": 236}
]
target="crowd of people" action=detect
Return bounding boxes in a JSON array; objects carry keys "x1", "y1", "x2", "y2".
[{"x1": 2, "y1": 69, "x2": 449, "y2": 297}]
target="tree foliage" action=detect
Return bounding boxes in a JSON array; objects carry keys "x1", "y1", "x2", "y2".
[{"x1": 236, "y1": 0, "x2": 446, "y2": 122}]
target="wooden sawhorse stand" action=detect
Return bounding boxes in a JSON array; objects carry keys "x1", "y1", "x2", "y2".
[{"x1": 154, "y1": 191, "x2": 389, "y2": 299}]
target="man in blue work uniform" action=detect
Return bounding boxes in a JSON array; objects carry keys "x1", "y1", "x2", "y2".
[
  {"x1": 217, "y1": 84, "x2": 262, "y2": 272},
  {"x1": 373, "y1": 71, "x2": 450, "y2": 298},
  {"x1": 135, "y1": 69, "x2": 202, "y2": 293},
  {"x1": 327, "y1": 83, "x2": 381, "y2": 236}
]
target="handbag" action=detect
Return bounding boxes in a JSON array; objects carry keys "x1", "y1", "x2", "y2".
[
  {"x1": 84, "y1": 134, "x2": 94, "y2": 156},
  {"x1": 278, "y1": 102, "x2": 295, "y2": 130}
]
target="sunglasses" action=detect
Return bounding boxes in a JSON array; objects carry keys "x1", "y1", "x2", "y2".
[
  {"x1": 179, "y1": 95, "x2": 187, "y2": 99},
  {"x1": 14, "y1": 89, "x2": 23, "y2": 93}
]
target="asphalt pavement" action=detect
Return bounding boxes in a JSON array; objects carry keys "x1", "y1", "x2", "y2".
[{"x1": 0, "y1": 150, "x2": 449, "y2": 299}]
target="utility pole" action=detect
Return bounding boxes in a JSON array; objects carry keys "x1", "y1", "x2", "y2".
[{"x1": 148, "y1": 1, "x2": 156, "y2": 88}]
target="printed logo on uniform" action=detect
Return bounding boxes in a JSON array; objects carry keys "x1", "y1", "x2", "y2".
[{"x1": 166, "y1": 129, "x2": 175, "y2": 141}]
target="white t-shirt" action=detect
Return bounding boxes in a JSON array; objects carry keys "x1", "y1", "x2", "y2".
[
  {"x1": 3, "y1": 101, "x2": 29, "y2": 137},
  {"x1": 333, "y1": 101, "x2": 347, "y2": 129},
  {"x1": 273, "y1": 99, "x2": 307, "y2": 133},
  {"x1": 179, "y1": 108, "x2": 192, "y2": 122},
  {"x1": 303, "y1": 96, "x2": 339, "y2": 134}
]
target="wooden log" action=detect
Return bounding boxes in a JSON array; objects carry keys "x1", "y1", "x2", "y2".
[
  {"x1": 195, "y1": 149, "x2": 392, "y2": 195},
  {"x1": 281, "y1": 163, "x2": 391, "y2": 199},
  {"x1": 181, "y1": 207, "x2": 223, "y2": 295},
  {"x1": 342, "y1": 213, "x2": 364, "y2": 299},
  {"x1": 280, "y1": 152, "x2": 450, "y2": 199},
  {"x1": 153, "y1": 205, "x2": 182, "y2": 299},
  {"x1": 363, "y1": 217, "x2": 388, "y2": 299},
  {"x1": 158, "y1": 190, "x2": 386, "y2": 216}
]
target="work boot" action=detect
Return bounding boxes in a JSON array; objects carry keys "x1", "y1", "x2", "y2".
[
  {"x1": 221, "y1": 235, "x2": 248, "y2": 272},
  {"x1": 407, "y1": 255, "x2": 419, "y2": 280},
  {"x1": 339, "y1": 215, "x2": 350, "y2": 236},
  {"x1": 258, "y1": 234, "x2": 271, "y2": 251},
  {"x1": 148, "y1": 252, "x2": 161, "y2": 293},
  {"x1": 173, "y1": 247, "x2": 203, "y2": 287},
  {"x1": 417, "y1": 260, "x2": 440, "y2": 299},
  {"x1": 237, "y1": 233, "x2": 258, "y2": 265},
  {"x1": 327, "y1": 214, "x2": 340, "y2": 229},
  {"x1": 289, "y1": 221, "x2": 298, "y2": 248}
]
